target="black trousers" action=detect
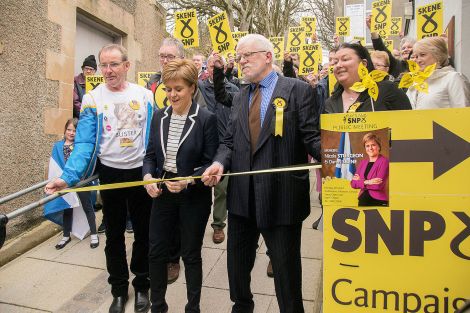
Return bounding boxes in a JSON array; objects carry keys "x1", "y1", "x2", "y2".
[
  {"x1": 99, "y1": 164, "x2": 152, "y2": 297},
  {"x1": 227, "y1": 213, "x2": 304, "y2": 313},
  {"x1": 149, "y1": 184, "x2": 211, "y2": 313}
]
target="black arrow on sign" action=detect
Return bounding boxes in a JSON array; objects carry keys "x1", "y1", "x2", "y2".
[{"x1": 391, "y1": 122, "x2": 470, "y2": 179}]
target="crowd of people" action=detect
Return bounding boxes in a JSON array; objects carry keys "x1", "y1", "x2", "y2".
[{"x1": 43, "y1": 18, "x2": 470, "y2": 313}]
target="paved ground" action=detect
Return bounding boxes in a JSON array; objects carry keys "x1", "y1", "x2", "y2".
[{"x1": 0, "y1": 200, "x2": 322, "y2": 313}]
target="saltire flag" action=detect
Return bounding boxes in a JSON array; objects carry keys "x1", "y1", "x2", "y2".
[
  {"x1": 335, "y1": 132, "x2": 356, "y2": 179},
  {"x1": 43, "y1": 141, "x2": 90, "y2": 240}
]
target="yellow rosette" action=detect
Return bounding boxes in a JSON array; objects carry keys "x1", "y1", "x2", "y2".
[
  {"x1": 349, "y1": 63, "x2": 388, "y2": 102},
  {"x1": 398, "y1": 60, "x2": 436, "y2": 93},
  {"x1": 273, "y1": 97, "x2": 286, "y2": 137}
]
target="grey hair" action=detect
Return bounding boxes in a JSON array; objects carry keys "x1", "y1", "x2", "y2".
[
  {"x1": 237, "y1": 34, "x2": 274, "y2": 59},
  {"x1": 161, "y1": 37, "x2": 185, "y2": 58},
  {"x1": 98, "y1": 44, "x2": 128, "y2": 62},
  {"x1": 400, "y1": 36, "x2": 416, "y2": 49}
]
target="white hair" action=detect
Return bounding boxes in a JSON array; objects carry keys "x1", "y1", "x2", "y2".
[{"x1": 237, "y1": 34, "x2": 274, "y2": 58}]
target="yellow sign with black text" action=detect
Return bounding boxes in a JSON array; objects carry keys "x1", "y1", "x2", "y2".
[
  {"x1": 85, "y1": 75, "x2": 104, "y2": 93},
  {"x1": 322, "y1": 108, "x2": 470, "y2": 312},
  {"x1": 286, "y1": 26, "x2": 305, "y2": 54},
  {"x1": 417, "y1": 1, "x2": 443, "y2": 39},
  {"x1": 371, "y1": 0, "x2": 392, "y2": 39},
  {"x1": 269, "y1": 37, "x2": 285, "y2": 61},
  {"x1": 390, "y1": 17, "x2": 402, "y2": 36},
  {"x1": 137, "y1": 72, "x2": 157, "y2": 87},
  {"x1": 232, "y1": 31, "x2": 248, "y2": 44},
  {"x1": 328, "y1": 66, "x2": 337, "y2": 96},
  {"x1": 207, "y1": 11, "x2": 235, "y2": 56},
  {"x1": 353, "y1": 36, "x2": 366, "y2": 46},
  {"x1": 336, "y1": 17, "x2": 350, "y2": 37},
  {"x1": 384, "y1": 39, "x2": 393, "y2": 51},
  {"x1": 299, "y1": 43, "x2": 321, "y2": 76},
  {"x1": 301, "y1": 16, "x2": 316, "y2": 39},
  {"x1": 174, "y1": 9, "x2": 199, "y2": 48}
]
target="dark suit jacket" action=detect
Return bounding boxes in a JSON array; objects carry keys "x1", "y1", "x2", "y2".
[
  {"x1": 143, "y1": 101, "x2": 219, "y2": 191},
  {"x1": 215, "y1": 74, "x2": 321, "y2": 228},
  {"x1": 324, "y1": 80, "x2": 411, "y2": 113}
]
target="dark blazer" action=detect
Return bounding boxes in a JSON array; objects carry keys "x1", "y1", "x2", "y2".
[
  {"x1": 214, "y1": 74, "x2": 321, "y2": 228},
  {"x1": 324, "y1": 80, "x2": 411, "y2": 113},
  {"x1": 143, "y1": 101, "x2": 219, "y2": 189}
]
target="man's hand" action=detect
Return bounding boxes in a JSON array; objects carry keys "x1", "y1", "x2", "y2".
[
  {"x1": 284, "y1": 51, "x2": 292, "y2": 62},
  {"x1": 201, "y1": 162, "x2": 224, "y2": 186},
  {"x1": 212, "y1": 52, "x2": 224, "y2": 69},
  {"x1": 44, "y1": 178, "x2": 68, "y2": 195},
  {"x1": 143, "y1": 174, "x2": 162, "y2": 198},
  {"x1": 366, "y1": 15, "x2": 372, "y2": 30},
  {"x1": 164, "y1": 180, "x2": 188, "y2": 193}
]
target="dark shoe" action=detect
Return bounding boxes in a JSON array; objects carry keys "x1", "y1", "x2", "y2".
[
  {"x1": 109, "y1": 295, "x2": 128, "y2": 313},
  {"x1": 55, "y1": 237, "x2": 71, "y2": 250},
  {"x1": 98, "y1": 222, "x2": 106, "y2": 234},
  {"x1": 167, "y1": 262, "x2": 180, "y2": 284},
  {"x1": 212, "y1": 228, "x2": 225, "y2": 244},
  {"x1": 267, "y1": 260, "x2": 274, "y2": 278},
  {"x1": 94, "y1": 203, "x2": 103, "y2": 212},
  {"x1": 126, "y1": 220, "x2": 133, "y2": 233},
  {"x1": 90, "y1": 235, "x2": 99, "y2": 249},
  {"x1": 134, "y1": 291, "x2": 150, "y2": 313}
]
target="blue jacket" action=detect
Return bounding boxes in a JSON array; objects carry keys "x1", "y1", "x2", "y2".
[{"x1": 61, "y1": 84, "x2": 154, "y2": 186}]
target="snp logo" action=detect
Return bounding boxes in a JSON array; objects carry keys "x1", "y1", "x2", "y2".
[{"x1": 343, "y1": 114, "x2": 367, "y2": 124}]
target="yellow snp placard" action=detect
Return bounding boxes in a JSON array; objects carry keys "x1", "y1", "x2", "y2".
[
  {"x1": 207, "y1": 11, "x2": 236, "y2": 55},
  {"x1": 286, "y1": 26, "x2": 305, "y2": 54},
  {"x1": 300, "y1": 16, "x2": 316, "y2": 38},
  {"x1": 390, "y1": 17, "x2": 402, "y2": 36},
  {"x1": 269, "y1": 37, "x2": 285, "y2": 61},
  {"x1": 384, "y1": 39, "x2": 393, "y2": 51},
  {"x1": 371, "y1": 0, "x2": 392, "y2": 39},
  {"x1": 154, "y1": 83, "x2": 169, "y2": 109},
  {"x1": 298, "y1": 43, "x2": 321, "y2": 76},
  {"x1": 328, "y1": 66, "x2": 337, "y2": 96},
  {"x1": 85, "y1": 75, "x2": 104, "y2": 93},
  {"x1": 321, "y1": 108, "x2": 470, "y2": 313},
  {"x1": 174, "y1": 9, "x2": 199, "y2": 48},
  {"x1": 231, "y1": 31, "x2": 248, "y2": 45},
  {"x1": 417, "y1": 0, "x2": 443, "y2": 39},
  {"x1": 353, "y1": 36, "x2": 366, "y2": 46},
  {"x1": 336, "y1": 17, "x2": 350, "y2": 37},
  {"x1": 137, "y1": 72, "x2": 157, "y2": 87}
]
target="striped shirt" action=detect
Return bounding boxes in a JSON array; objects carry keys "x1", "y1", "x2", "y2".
[
  {"x1": 163, "y1": 113, "x2": 187, "y2": 173},
  {"x1": 249, "y1": 70, "x2": 279, "y2": 126}
]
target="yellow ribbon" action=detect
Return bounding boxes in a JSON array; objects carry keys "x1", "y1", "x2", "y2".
[
  {"x1": 398, "y1": 60, "x2": 436, "y2": 93},
  {"x1": 273, "y1": 97, "x2": 286, "y2": 137},
  {"x1": 57, "y1": 163, "x2": 321, "y2": 194},
  {"x1": 349, "y1": 63, "x2": 388, "y2": 101}
]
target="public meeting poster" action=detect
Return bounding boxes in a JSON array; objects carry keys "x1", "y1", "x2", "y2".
[{"x1": 322, "y1": 108, "x2": 470, "y2": 313}]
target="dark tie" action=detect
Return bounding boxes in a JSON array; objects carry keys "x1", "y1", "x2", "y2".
[{"x1": 248, "y1": 84, "x2": 261, "y2": 154}]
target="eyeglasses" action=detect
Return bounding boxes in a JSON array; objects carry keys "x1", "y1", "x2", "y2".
[
  {"x1": 373, "y1": 63, "x2": 389, "y2": 68},
  {"x1": 159, "y1": 54, "x2": 177, "y2": 61},
  {"x1": 235, "y1": 51, "x2": 267, "y2": 63},
  {"x1": 98, "y1": 62, "x2": 125, "y2": 70},
  {"x1": 83, "y1": 66, "x2": 96, "y2": 72}
]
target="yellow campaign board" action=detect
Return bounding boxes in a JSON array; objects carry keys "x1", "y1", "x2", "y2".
[
  {"x1": 154, "y1": 83, "x2": 169, "y2": 109},
  {"x1": 371, "y1": 0, "x2": 392, "y2": 39},
  {"x1": 328, "y1": 66, "x2": 337, "y2": 96},
  {"x1": 322, "y1": 108, "x2": 470, "y2": 313},
  {"x1": 417, "y1": 0, "x2": 443, "y2": 39},
  {"x1": 353, "y1": 36, "x2": 366, "y2": 46},
  {"x1": 137, "y1": 72, "x2": 157, "y2": 87},
  {"x1": 300, "y1": 16, "x2": 316, "y2": 38},
  {"x1": 232, "y1": 31, "x2": 248, "y2": 45},
  {"x1": 390, "y1": 17, "x2": 402, "y2": 36},
  {"x1": 85, "y1": 75, "x2": 104, "y2": 93},
  {"x1": 174, "y1": 9, "x2": 199, "y2": 48},
  {"x1": 336, "y1": 17, "x2": 350, "y2": 37},
  {"x1": 286, "y1": 26, "x2": 305, "y2": 54},
  {"x1": 298, "y1": 43, "x2": 321, "y2": 76},
  {"x1": 207, "y1": 11, "x2": 235, "y2": 56},
  {"x1": 384, "y1": 39, "x2": 393, "y2": 51},
  {"x1": 269, "y1": 37, "x2": 285, "y2": 61}
]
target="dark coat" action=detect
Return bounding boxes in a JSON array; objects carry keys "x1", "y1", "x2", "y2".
[
  {"x1": 214, "y1": 74, "x2": 321, "y2": 228},
  {"x1": 324, "y1": 80, "x2": 412, "y2": 113},
  {"x1": 143, "y1": 101, "x2": 219, "y2": 189}
]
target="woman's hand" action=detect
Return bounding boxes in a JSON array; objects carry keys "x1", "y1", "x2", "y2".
[
  {"x1": 365, "y1": 178, "x2": 382, "y2": 185},
  {"x1": 44, "y1": 178, "x2": 68, "y2": 194},
  {"x1": 284, "y1": 51, "x2": 292, "y2": 62},
  {"x1": 352, "y1": 174, "x2": 360, "y2": 181},
  {"x1": 164, "y1": 180, "x2": 189, "y2": 193},
  {"x1": 144, "y1": 174, "x2": 162, "y2": 198}
]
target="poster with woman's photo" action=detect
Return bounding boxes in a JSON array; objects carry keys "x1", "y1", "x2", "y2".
[{"x1": 321, "y1": 128, "x2": 390, "y2": 207}]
